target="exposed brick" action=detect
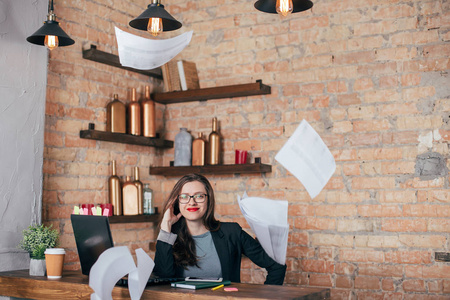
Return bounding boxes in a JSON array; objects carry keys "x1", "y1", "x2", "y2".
[
  {"x1": 38, "y1": 1, "x2": 450, "y2": 297},
  {"x1": 358, "y1": 263, "x2": 403, "y2": 277},
  {"x1": 340, "y1": 249, "x2": 383, "y2": 263},
  {"x1": 355, "y1": 235, "x2": 400, "y2": 248},
  {"x1": 353, "y1": 120, "x2": 391, "y2": 132},
  {"x1": 311, "y1": 234, "x2": 354, "y2": 247},
  {"x1": 334, "y1": 51, "x2": 376, "y2": 65},
  {"x1": 379, "y1": 75, "x2": 399, "y2": 88},
  {"x1": 428, "y1": 219, "x2": 450, "y2": 232},
  {"x1": 327, "y1": 81, "x2": 348, "y2": 93},
  {"x1": 382, "y1": 219, "x2": 427, "y2": 232},
  {"x1": 382, "y1": 278, "x2": 395, "y2": 291},
  {"x1": 309, "y1": 274, "x2": 333, "y2": 287},
  {"x1": 378, "y1": 190, "x2": 416, "y2": 203},
  {"x1": 398, "y1": 235, "x2": 447, "y2": 248},
  {"x1": 385, "y1": 250, "x2": 431, "y2": 265},
  {"x1": 355, "y1": 276, "x2": 380, "y2": 290},
  {"x1": 354, "y1": 78, "x2": 374, "y2": 91},
  {"x1": 301, "y1": 260, "x2": 335, "y2": 273},
  {"x1": 405, "y1": 265, "x2": 450, "y2": 279},
  {"x1": 337, "y1": 219, "x2": 375, "y2": 233},
  {"x1": 336, "y1": 275, "x2": 353, "y2": 288},
  {"x1": 428, "y1": 280, "x2": 443, "y2": 293}
]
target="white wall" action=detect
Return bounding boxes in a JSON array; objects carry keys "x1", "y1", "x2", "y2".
[{"x1": 0, "y1": 0, "x2": 47, "y2": 271}]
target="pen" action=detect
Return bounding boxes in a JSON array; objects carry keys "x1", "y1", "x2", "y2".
[{"x1": 211, "y1": 284, "x2": 224, "y2": 291}]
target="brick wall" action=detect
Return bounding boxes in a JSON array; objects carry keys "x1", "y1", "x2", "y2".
[{"x1": 43, "y1": 0, "x2": 449, "y2": 298}]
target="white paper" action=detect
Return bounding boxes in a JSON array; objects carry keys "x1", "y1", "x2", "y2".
[
  {"x1": 89, "y1": 247, "x2": 154, "y2": 300},
  {"x1": 115, "y1": 27, "x2": 193, "y2": 70},
  {"x1": 128, "y1": 248, "x2": 155, "y2": 300},
  {"x1": 238, "y1": 193, "x2": 289, "y2": 265},
  {"x1": 275, "y1": 119, "x2": 336, "y2": 199},
  {"x1": 89, "y1": 246, "x2": 136, "y2": 300}
]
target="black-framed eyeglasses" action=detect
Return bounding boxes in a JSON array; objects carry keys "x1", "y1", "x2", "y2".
[{"x1": 178, "y1": 193, "x2": 207, "y2": 204}]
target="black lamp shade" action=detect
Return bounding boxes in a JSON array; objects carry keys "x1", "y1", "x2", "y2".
[
  {"x1": 27, "y1": 20, "x2": 75, "y2": 46},
  {"x1": 129, "y1": 3, "x2": 182, "y2": 31},
  {"x1": 254, "y1": 0, "x2": 313, "y2": 14}
]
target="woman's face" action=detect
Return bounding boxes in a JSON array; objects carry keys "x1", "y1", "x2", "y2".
[{"x1": 178, "y1": 181, "x2": 208, "y2": 223}]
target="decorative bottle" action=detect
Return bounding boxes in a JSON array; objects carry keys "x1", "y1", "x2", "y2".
[
  {"x1": 142, "y1": 86, "x2": 156, "y2": 137},
  {"x1": 208, "y1": 117, "x2": 220, "y2": 165},
  {"x1": 134, "y1": 167, "x2": 143, "y2": 215},
  {"x1": 108, "y1": 160, "x2": 122, "y2": 216},
  {"x1": 122, "y1": 175, "x2": 138, "y2": 215},
  {"x1": 192, "y1": 132, "x2": 206, "y2": 166},
  {"x1": 174, "y1": 128, "x2": 192, "y2": 166},
  {"x1": 143, "y1": 184, "x2": 154, "y2": 214},
  {"x1": 106, "y1": 94, "x2": 126, "y2": 133},
  {"x1": 128, "y1": 88, "x2": 141, "y2": 135}
]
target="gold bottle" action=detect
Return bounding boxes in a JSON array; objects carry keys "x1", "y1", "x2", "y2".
[
  {"x1": 134, "y1": 167, "x2": 144, "y2": 215},
  {"x1": 142, "y1": 86, "x2": 156, "y2": 137},
  {"x1": 106, "y1": 94, "x2": 126, "y2": 133},
  {"x1": 108, "y1": 160, "x2": 122, "y2": 216},
  {"x1": 128, "y1": 88, "x2": 141, "y2": 135},
  {"x1": 192, "y1": 133, "x2": 206, "y2": 166},
  {"x1": 122, "y1": 175, "x2": 139, "y2": 215},
  {"x1": 208, "y1": 117, "x2": 220, "y2": 165}
]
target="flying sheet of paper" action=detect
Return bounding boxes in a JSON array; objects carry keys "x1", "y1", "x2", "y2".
[
  {"x1": 275, "y1": 119, "x2": 336, "y2": 199},
  {"x1": 115, "y1": 27, "x2": 193, "y2": 70},
  {"x1": 128, "y1": 248, "x2": 155, "y2": 300},
  {"x1": 89, "y1": 246, "x2": 154, "y2": 300},
  {"x1": 238, "y1": 193, "x2": 289, "y2": 265}
]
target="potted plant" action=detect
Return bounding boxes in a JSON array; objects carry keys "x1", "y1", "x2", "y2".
[{"x1": 18, "y1": 223, "x2": 59, "y2": 276}]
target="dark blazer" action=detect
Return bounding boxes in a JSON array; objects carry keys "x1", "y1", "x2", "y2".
[{"x1": 153, "y1": 222, "x2": 286, "y2": 285}]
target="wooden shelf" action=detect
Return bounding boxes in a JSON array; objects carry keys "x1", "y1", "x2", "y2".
[
  {"x1": 151, "y1": 80, "x2": 271, "y2": 104},
  {"x1": 109, "y1": 214, "x2": 159, "y2": 224},
  {"x1": 149, "y1": 162, "x2": 272, "y2": 176},
  {"x1": 81, "y1": 45, "x2": 272, "y2": 104},
  {"x1": 82, "y1": 44, "x2": 162, "y2": 79},
  {"x1": 80, "y1": 127, "x2": 173, "y2": 149}
]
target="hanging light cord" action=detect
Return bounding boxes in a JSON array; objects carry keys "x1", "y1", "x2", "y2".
[{"x1": 47, "y1": 0, "x2": 56, "y2": 21}]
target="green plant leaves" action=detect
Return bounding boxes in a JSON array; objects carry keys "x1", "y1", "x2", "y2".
[{"x1": 18, "y1": 224, "x2": 59, "y2": 260}]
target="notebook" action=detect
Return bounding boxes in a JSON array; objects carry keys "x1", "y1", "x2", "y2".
[
  {"x1": 71, "y1": 214, "x2": 114, "y2": 275},
  {"x1": 171, "y1": 280, "x2": 231, "y2": 290}
]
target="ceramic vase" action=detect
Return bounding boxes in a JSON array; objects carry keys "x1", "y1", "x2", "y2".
[
  {"x1": 174, "y1": 128, "x2": 192, "y2": 166},
  {"x1": 29, "y1": 258, "x2": 46, "y2": 276}
]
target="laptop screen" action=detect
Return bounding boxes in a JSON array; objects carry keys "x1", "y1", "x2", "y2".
[{"x1": 71, "y1": 214, "x2": 114, "y2": 275}]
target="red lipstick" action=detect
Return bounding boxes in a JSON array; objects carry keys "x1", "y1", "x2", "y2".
[{"x1": 187, "y1": 208, "x2": 199, "y2": 212}]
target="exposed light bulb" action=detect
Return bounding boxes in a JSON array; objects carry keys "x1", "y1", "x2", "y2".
[
  {"x1": 147, "y1": 17, "x2": 163, "y2": 36},
  {"x1": 276, "y1": 0, "x2": 293, "y2": 17},
  {"x1": 44, "y1": 35, "x2": 59, "y2": 50}
]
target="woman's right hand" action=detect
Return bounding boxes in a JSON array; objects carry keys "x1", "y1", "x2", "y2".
[{"x1": 160, "y1": 205, "x2": 182, "y2": 233}]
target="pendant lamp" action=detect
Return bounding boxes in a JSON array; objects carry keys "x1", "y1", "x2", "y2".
[
  {"x1": 26, "y1": 0, "x2": 75, "y2": 50},
  {"x1": 255, "y1": 0, "x2": 313, "y2": 17},
  {"x1": 129, "y1": 0, "x2": 182, "y2": 37}
]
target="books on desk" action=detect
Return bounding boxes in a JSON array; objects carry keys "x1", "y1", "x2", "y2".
[{"x1": 171, "y1": 280, "x2": 231, "y2": 290}]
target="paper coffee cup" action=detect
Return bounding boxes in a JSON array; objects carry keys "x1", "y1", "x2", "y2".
[{"x1": 45, "y1": 248, "x2": 65, "y2": 279}]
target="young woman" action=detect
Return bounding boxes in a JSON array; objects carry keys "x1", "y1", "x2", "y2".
[{"x1": 153, "y1": 173, "x2": 286, "y2": 285}]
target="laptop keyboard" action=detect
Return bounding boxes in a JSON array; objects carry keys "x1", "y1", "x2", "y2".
[{"x1": 116, "y1": 277, "x2": 183, "y2": 287}]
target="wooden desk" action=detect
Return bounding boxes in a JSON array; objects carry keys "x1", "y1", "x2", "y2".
[{"x1": 0, "y1": 270, "x2": 330, "y2": 299}]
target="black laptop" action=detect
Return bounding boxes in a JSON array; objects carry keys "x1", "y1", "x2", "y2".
[{"x1": 71, "y1": 214, "x2": 114, "y2": 275}]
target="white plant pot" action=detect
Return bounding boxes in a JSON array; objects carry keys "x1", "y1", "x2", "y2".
[{"x1": 29, "y1": 258, "x2": 46, "y2": 276}]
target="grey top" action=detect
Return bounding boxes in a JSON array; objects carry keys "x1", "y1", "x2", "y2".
[{"x1": 157, "y1": 230, "x2": 222, "y2": 279}]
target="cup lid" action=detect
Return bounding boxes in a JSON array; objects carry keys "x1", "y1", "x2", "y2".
[{"x1": 45, "y1": 248, "x2": 65, "y2": 255}]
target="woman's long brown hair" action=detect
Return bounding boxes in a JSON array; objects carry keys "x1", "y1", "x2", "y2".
[{"x1": 159, "y1": 174, "x2": 220, "y2": 267}]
